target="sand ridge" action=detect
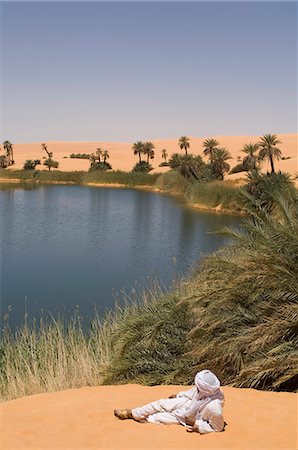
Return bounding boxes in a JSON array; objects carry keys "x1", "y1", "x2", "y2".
[
  {"x1": 1, "y1": 384, "x2": 297, "y2": 449},
  {"x1": 4, "y1": 134, "x2": 297, "y2": 178}
]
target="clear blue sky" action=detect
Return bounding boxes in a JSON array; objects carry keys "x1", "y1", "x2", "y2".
[{"x1": 1, "y1": 1, "x2": 297, "y2": 143}]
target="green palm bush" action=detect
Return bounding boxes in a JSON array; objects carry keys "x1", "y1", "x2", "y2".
[
  {"x1": 102, "y1": 284, "x2": 193, "y2": 386},
  {"x1": 184, "y1": 190, "x2": 298, "y2": 390}
]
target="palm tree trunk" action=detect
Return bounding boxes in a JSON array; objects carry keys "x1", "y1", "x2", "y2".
[
  {"x1": 139, "y1": 152, "x2": 141, "y2": 163},
  {"x1": 269, "y1": 153, "x2": 275, "y2": 173}
]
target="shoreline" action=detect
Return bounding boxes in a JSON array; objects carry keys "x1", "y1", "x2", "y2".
[{"x1": 0, "y1": 176, "x2": 243, "y2": 216}]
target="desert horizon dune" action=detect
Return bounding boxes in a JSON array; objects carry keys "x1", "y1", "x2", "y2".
[
  {"x1": 4, "y1": 133, "x2": 297, "y2": 179},
  {"x1": 1, "y1": 384, "x2": 297, "y2": 449}
]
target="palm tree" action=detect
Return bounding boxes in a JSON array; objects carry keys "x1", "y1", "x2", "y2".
[
  {"x1": 132, "y1": 141, "x2": 144, "y2": 163},
  {"x1": 42, "y1": 143, "x2": 58, "y2": 171},
  {"x1": 143, "y1": 141, "x2": 155, "y2": 164},
  {"x1": 3, "y1": 140, "x2": 14, "y2": 165},
  {"x1": 258, "y1": 134, "x2": 282, "y2": 173},
  {"x1": 202, "y1": 138, "x2": 219, "y2": 163},
  {"x1": 241, "y1": 143, "x2": 260, "y2": 171},
  {"x1": 95, "y1": 147, "x2": 103, "y2": 163},
  {"x1": 211, "y1": 147, "x2": 232, "y2": 180},
  {"x1": 178, "y1": 136, "x2": 190, "y2": 155},
  {"x1": 168, "y1": 153, "x2": 205, "y2": 181},
  {"x1": 161, "y1": 149, "x2": 168, "y2": 163},
  {"x1": 102, "y1": 150, "x2": 109, "y2": 163}
]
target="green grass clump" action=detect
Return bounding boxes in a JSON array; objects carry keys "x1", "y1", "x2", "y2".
[
  {"x1": 189, "y1": 180, "x2": 241, "y2": 209},
  {"x1": 156, "y1": 172, "x2": 242, "y2": 212},
  {"x1": 156, "y1": 171, "x2": 192, "y2": 196},
  {"x1": 102, "y1": 284, "x2": 193, "y2": 386}
]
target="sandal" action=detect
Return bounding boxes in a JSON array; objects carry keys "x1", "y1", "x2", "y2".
[{"x1": 114, "y1": 409, "x2": 133, "y2": 420}]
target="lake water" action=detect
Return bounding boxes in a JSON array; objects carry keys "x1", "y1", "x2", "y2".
[{"x1": 0, "y1": 184, "x2": 240, "y2": 329}]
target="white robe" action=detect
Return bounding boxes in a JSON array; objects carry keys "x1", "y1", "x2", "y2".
[{"x1": 132, "y1": 386, "x2": 225, "y2": 434}]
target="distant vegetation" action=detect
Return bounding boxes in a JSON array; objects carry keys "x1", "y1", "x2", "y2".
[
  {"x1": 70, "y1": 153, "x2": 91, "y2": 159},
  {"x1": 89, "y1": 148, "x2": 112, "y2": 172},
  {"x1": 23, "y1": 159, "x2": 41, "y2": 170},
  {"x1": 0, "y1": 133, "x2": 295, "y2": 215},
  {"x1": 132, "y1": 141, "x2": 155, "y2": 172}
]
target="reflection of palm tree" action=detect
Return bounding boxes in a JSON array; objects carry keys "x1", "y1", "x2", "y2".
[
  {"x1": 178, "y1": 136, "x2": 190, "y2": 155},
  {"x1": 258, "y1": 134, "x2": 282, "y2": 173},
  {"x1": 143, "y1": 141, "x2": 155, "y2": 163},
  {"x1": 203, "y1": 138, "x2": 219, "y2": 163},
  {"x1": 212, "y1": 148, "x2": 232, "y2": 180},
  {"x1": 132, "y1": 141, "x2": 144, "y2": 163}
]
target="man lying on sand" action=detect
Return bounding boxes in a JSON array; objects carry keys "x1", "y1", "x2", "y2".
[{"x1": 114, "y1": 369, "x2": 225, "y2": 434}]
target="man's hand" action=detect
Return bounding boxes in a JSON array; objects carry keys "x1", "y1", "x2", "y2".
[
  {"x1": 168, "y1": 394, "x2": 176, "y2": 398},
  {"x1": 185, "y1": 416, "x2": 195, "y2": 427}
]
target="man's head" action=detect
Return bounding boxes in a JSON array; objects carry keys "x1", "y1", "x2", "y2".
[{"x1": 194, "y1": 369, "x2": 220, "y2": 397}]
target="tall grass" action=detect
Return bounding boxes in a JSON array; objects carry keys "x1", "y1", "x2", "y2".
[
  {"x1": 156, "y1": 171, "x2": 242, "y2": 212},
  {"x1": 189, "y1": 180, "x2": 241, "y2": 210},
  {"x1": 0, "y1": 283, "x2": 191, "y2": 401}
]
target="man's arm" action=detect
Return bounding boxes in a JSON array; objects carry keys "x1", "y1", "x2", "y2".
[
  {"x1": 192, "y1": 411, "x2": 224, "y2": 434},
  {"x1": 168, "y1": 386, "x2": 196, "y2": 399}
]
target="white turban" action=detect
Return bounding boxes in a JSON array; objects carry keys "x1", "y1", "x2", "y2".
[{"x1": 194, "y1": 370, "x2": 221, "y2": 397}]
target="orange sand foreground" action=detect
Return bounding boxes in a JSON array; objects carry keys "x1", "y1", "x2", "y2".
[
  {"x1": 1, "y1": 385, "x2": 297, "y2": 449},
  {"x1": 6, "y1": 134, "x2": 298, "y2": 179}
]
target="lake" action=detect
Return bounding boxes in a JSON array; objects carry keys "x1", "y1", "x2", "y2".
[{"x1": 0, "y1": 184, "x2": 240, "y2": 329}]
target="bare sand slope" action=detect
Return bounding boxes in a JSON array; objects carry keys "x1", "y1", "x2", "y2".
[
  {"x1": 7, "y1": 134, "x2": 297, "y2": 178},
  {"x1": 1, "y1": 385, "x2": 297, "y2": 449}
]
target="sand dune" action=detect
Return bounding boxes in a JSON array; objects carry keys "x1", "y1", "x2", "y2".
[
  {"x1": 5, "y1": 134, "x2": 297, "y2": 178},
  {"x1": 0, "y1": 384, "x2": 296, "y2": 449}
]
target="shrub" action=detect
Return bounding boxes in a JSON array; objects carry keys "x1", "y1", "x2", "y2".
[
  {"x1": 89, "y1": 161, "x2": 112, "y2": 172},
  {"x1": 70, "y1": 153, "x2": 91, "y2": 159},
  {"x1": 23, "y1": 160, "x2": 41, "y2": 170},
  {"x1": 0, "y1": 155, "x2": 9, "y2": 168},
  {"x1": 44, "y1": 159, "x2": 59, "y2": 171},
  {"x1": 132, "y1": 161, "x2": 153, "y2": 173}
]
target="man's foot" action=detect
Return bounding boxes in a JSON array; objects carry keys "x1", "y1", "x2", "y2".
[{"x1": 114, "y1": 409, "x2": 133, "y2": 420}]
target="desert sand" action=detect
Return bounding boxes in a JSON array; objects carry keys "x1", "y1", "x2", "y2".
[
  {"x1": 0, "y1": 384, "x2": 297, "y2": 449},
  {"x1": 4, "y1": 134, "x2": 297, "y2": 179}
]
